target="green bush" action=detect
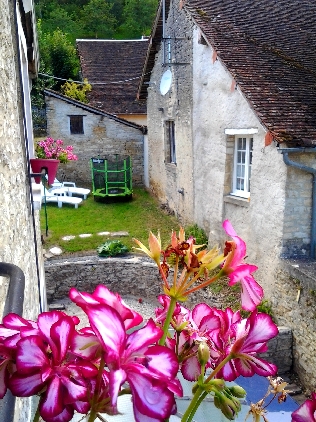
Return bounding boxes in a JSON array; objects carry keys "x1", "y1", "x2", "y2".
[
  {"x1": 185, "y1": 224, "x2": 208, "y2": 248},
  {"x1": 97, "y1": 240, "x2": 129, "y2": 257}
]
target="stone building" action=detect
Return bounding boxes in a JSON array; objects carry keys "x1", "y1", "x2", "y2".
[
  {"x1": 44, "y1": 89, "x2": 147, "y2": 187},
  {"x1": 138, "y1": 0, "x2": 316, "y2": 390},
  {"x1": 0, "y1": 0, "x2": 46, "y2": 420}
]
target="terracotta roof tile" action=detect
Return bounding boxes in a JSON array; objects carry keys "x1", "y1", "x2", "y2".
[
  {"x1": 77, "y1": 40, "x2": 148, "y2": 115},
  {"x1": 140, "y1": 0, "x2": 316, "y2": 146},
  {"x1": 185, "y1": 0, "x2": 316, "y2": 146}
]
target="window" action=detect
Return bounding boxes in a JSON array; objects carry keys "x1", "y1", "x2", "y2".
[
  {"x1": 232, "y1": 136, "x2": 253, "y2": 198},
  {"x1": 165, "y1": 120, "x2": 176, "y2": 164},
  {"x1": 69, "y1": 115, "x2": 84, "y2": 134}
]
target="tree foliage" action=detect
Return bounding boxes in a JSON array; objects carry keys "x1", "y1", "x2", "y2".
[{"x1": 61, "y1": 79, "x2": 92, "y2": 103}]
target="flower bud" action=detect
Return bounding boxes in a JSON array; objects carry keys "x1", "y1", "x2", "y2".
[
  {"x1": 229, "y1": 385, "x2": 247, "y2": 398},
  {"x1": 198, "y1": 342, "x2": 210, "y2": 365}
]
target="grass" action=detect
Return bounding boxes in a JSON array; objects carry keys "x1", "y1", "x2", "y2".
[{"x1": 40, "y1": 188, "x2": 180, "y2": 255}]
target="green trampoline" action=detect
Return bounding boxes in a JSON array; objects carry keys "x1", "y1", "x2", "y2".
[{"x1": 90, "y1": 155, "x2": 133, "y2": 202}]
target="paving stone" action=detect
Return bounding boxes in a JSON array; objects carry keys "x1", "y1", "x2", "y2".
[
  {"x1": 49, "y1": 247, "x2": 63, "y2": 255},
  {"x1": 79, "y1": 234, "x2": 92, "y2": 238},
  {"x1": 111, "y1": 231, "x2": 129, "y2": 237},
  {"x1": 97, "y1": 231, "x2": 111, "y2": 236},
  {"x1": 62, "y1": 235, "x2": 76, "y2": 241}
]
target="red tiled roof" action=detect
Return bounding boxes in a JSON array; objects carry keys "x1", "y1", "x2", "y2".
[
  {"x1": 77, "y1": 40, "x2": 148, "y2": 115},
  {"x1": 140, "y1": 0, "x2": 316, "y2": 146}
]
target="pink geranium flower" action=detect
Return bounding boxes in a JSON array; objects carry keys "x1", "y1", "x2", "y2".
[
  {"x1": 215, "y1": 310, "x2": 278, "y2": 381},
  {"x1": 222, "y1": 220, "x2": 264, "y2": 311},
  {"x1": 83, "y1": 303, "x2": 182, "y2": 422},
  {"x1": 291, "y1": 392, "x2": 316, "y2": 421},
  {"x1": 8, "y1": 312, "x2": 97, "y2": 422},
  {"x1": 69, "y1": 285, "x2": 143, "y2": 330}
]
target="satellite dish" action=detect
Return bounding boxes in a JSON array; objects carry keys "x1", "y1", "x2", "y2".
[{"x1": 160, "y1": 69, "x2": 172, "y2": 95}]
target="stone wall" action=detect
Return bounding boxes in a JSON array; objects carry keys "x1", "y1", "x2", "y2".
[
  {"x1": 146, "y1": 4, "x2": 195, "y2": 224},
  {"x1": 272, "y1": 259, "x2": 316, "y2": 393},
  {"x1": 1, "y1": 1, "x2": 45, "y2": 420},
  {"x1": 45, "y1": 95, "x2": 145, "y2": 188},
  {"x1": 45, "y1": 255, "x2": 292, "y2": 375},
  {"x1": 282, "y1": 153, "x2": 315, "y2": 258}
]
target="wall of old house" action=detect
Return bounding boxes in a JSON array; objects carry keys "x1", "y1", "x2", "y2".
[
  {"x1": 118, "y1": 113, "x2": 147, "y2": 126},
  {"x1": 45, "y1": 96, "x2": 145, "y2": 187},
  {"x1": 146, "y1": 1, "x2": 195, "y2": 224},
  {"x1": 282, "y1": 152, "x2": 315, "y2": 258},
  {"x1": 191, "y1": 27, "x2": 289, "y2": 297},
  {"x1": 1, "y1": 0, "x2": 45, "y2": 420}
]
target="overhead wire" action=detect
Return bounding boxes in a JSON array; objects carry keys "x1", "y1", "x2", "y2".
[{"x1": 38, "y1": 71, "x2": 152, "y2": 85}]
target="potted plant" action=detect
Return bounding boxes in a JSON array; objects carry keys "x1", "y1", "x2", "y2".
[{"x1": 30, "y1": 137, "x2": 78, "y2": 184}]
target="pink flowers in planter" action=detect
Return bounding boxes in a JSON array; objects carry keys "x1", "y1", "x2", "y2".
[
  {"x1": 35, "y1": 137, "x2": 77, "y2": 163},
  {"x1": 0, "y1": 220, "x2": 303, "y2": 422}
]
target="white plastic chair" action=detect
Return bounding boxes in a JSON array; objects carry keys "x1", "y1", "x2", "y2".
[{"x1": 62, "y1": 182, "x2": 90, "y2": 200}]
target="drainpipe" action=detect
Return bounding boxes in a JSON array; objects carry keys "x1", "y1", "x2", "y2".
[
  {"x1": 279, "y1": 148, "x2": 316, "y2": 259},
  {"x1": 0, "y1": 263, "x2": 25, "y2": 422}
]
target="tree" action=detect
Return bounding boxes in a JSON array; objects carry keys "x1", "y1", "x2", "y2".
[
  {"x1": 120, "y1": 0, "x2": 158, "y2": 38},
  {"x1": 81, "y1": 0, "x2": 117, "y2": 38},
  {"x1": 40, "y1": 6, "x2": 82, "y2": 44},
  {"x1": 61, "y1": 79, "x2": 92, "y2": 103}
]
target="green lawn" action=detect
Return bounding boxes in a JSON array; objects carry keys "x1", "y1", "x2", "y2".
[{"x1": 40, "y1": 188, "x2": 180, "y2": 255}]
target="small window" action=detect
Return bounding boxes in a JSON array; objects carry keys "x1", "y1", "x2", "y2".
[
  {"x1": 69, "y1": 115, "x2": 84, "y2": 134},
  {"x1": 165, "y1": 120, "x2": 176, "y2": 164},
  {"x1": 232, "y1": 136, "x2": 253, "y2": 198}
]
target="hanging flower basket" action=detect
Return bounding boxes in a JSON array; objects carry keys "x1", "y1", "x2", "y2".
[{"x1": 30, "y1": 158, "x2": 59, "y2": 184}]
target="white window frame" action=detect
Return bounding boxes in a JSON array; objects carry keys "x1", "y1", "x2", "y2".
[{"x1": 232, "y1": 135, "x2": 253, "y2": 198}]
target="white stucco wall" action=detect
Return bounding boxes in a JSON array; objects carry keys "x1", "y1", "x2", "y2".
[{"x1": 192, "y1": 28, "x2": 287, "y2": 295}]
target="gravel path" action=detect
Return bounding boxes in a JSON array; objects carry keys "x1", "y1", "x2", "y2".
[{"x1": 49, "y1": 295, "x2": 158, "y2": 329}]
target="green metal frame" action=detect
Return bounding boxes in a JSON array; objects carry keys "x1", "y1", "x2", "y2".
[{"x1": 90, "y1": 156, "x2": 133, "y2": 199}]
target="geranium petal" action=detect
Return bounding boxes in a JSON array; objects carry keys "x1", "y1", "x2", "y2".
[
  {"x1": 145, "y1": 345, "x2": 179, "y2": 379},
  {"x1": 61, "y1": 376, "x2": 87, "y2": 403},
  {"x1": 50, "y1": 316, "x2": 75, "y2": 363},
  {"x1": 40, "y1": 376, "x2": 63, "y2": 420},
  {"x1": 0, "y1": 360, "x2": 9, "y2": 398},
  {"x1": 8, "y1": 372, "x2": 44, "y2": 396},
  {"x1": 71, "y1": 331, "x2": 100, "y2": 359},
  {"x1": 181, "y1": 356, "x2": 200, "y2": 381},
  {"x1": 234, "y1": 355, "x2": 277, "y2": 378},
  {"x1": 40, "y1": 406, "x2": 74, "y2": 422},
  {"x1": 191, "y1": 303, "x2": 213, "y2": 327},
  {"x1": 109, "y1": 368, "x2": 126, "y2": 407},
  {"x1": 292, "y1": 397, "x2": 316, "y2": 422},
  {"x1": 128, "y1": 372, "x2": 175, "y2": 420},
  {"x1": 16, "y1": 336, "x2": 49, "y2": 373},
  {"x1": 241, "y1": 312, "x2": 279, "y2": 351},
  {"x1": 85, "y1": 304, "x2": 126, "y2": 362},
  {"x1": 126, "y1": 320, "x2": 162, "y2": 355}
]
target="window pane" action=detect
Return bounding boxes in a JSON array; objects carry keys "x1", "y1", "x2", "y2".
[{"x1": 70, "y1": 115, "x2": 84, "y2": 134}]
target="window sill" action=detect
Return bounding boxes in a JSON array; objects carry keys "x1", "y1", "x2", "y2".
[
  {"x1": 165, "y1": 163, "x2": 177, "y2": 173},
  {"x1": 224, "y1": 195, "x2": 250, "y2": 207}
]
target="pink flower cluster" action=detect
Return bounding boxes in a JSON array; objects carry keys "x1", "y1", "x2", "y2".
[
  {"x1": 0, "y1": 286, "x2": 181, "y2": 422},
  {"x1": 155, "y1": 296, "x2": 279, "y2": 383},
  {"x1": 35, "y1": 137, "x2": 77, "y2": 163}
]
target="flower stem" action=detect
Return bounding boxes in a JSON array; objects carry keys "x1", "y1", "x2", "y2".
[
  {"x1": 181, "y1": 386, "x2": 204, "y2": 422},
  {"x1": 159, "y1": 296, "x2": 177, "y2": 346},
  {"x1": 88, "y1": 356, "x2": 106, "y2": 422},
  {"x1": 181, "y1": 355, "x2": 233, "y2": 422},
  {"x1": 32, "y1": 406, "x2": 40, "y2": 422}
]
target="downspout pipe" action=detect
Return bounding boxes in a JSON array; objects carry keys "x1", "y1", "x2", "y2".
[
  {"x1": 279, "y1": 148, "x2": 316, "y2": 259},
  {"x1": 0, "y1": 263, "x2": 25, "y2": 422}
]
